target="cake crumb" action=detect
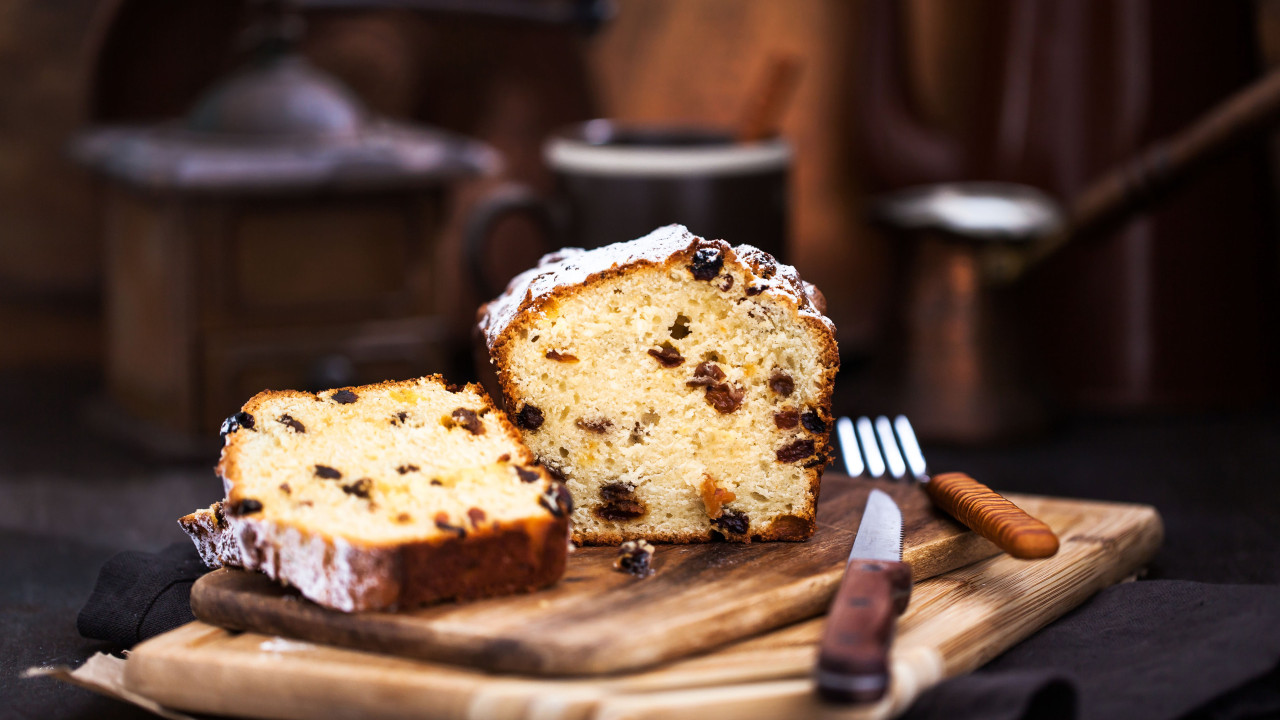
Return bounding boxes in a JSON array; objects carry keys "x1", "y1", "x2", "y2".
[{"x1": 614, "y1": 540, "x2": 655, "y2": 578}]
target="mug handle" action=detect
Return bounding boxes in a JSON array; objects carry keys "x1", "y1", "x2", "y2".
[{"x1": 463, "y1": 182, "x2": 562, "y2": 300}]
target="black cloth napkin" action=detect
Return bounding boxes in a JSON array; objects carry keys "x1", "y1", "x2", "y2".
[
  {"x1": 78, "y1": 549, "x2": 1280, "y2": 720},
  {"x1": 903, "y1": 580, "x2": 1280, "y2": 720},
  {"x1": 77, "y1": 542, "x2": 205, "y2": 647}
]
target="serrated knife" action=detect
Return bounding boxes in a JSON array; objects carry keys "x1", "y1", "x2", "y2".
[{"x1": 816, "y1": 488, "x2": 912, "y2": 703}]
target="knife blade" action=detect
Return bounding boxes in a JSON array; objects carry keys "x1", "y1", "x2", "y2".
[
  {"x1": 816, "y1": 489, "x2": 912, "y2": 704},
  {"x1": 891, "y1": 416, "x2": 1059, "y2": 560}
]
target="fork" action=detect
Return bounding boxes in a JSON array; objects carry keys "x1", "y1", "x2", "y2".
[{"x1": 835, "y1": 415, "x2": 1059, "y2": 560}]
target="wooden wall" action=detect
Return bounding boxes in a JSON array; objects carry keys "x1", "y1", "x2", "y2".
[
  {"x1": 3, "y1": 0, "x2": 1276, "y2": 398},
  {"x1": 588, "y1": 0, "x2": 874, "y2": 350},
  {"x1": 0, "y1": 0, "x2": 885, "y2": 372},
  {"x1": 0, "y1": 0, "x2": 106, "y2": 367}
]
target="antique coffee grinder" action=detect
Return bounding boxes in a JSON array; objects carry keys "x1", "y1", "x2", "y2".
[{"x1": 74, "y1": 6, "x2": 498, "y2": 446}]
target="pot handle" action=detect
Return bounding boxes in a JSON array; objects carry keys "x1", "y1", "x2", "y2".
[{"x1": 463, "y1": 182, "x2": 562, "y2": 300}]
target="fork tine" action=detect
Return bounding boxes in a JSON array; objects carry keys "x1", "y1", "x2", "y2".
[
  {"x1": 894, "y1": 415, "x2": 928, "y2": 478},
  {"x1": 855, "y1": 416, "x2": 885, "y2": 477},
  {"x1": 875, "y1": 416, "x2": 908, "y2": 479},
  {"x1": 836, "y1": 417, "x2": 863, "y2": 476}
]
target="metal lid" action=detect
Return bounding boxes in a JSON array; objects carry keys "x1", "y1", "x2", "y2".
[
  {"x1": 185, "y1": 55, "x2": 365, "y2": 140},
  {"x1": 72, "y1": 54, "x2": 499, "y2": 194},
  {"x1": 869, "y1": 182, "x2": 1065, "y2": 242}
]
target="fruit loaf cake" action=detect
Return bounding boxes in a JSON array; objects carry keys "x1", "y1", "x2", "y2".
[
  {"x1": 178, "y1": 376, "x2": 573, "y2": 612},
  {"x1": 478, "y1": 224, "x2": 839, "y2": 544}
]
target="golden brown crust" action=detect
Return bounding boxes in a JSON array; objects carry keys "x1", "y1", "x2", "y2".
[
  {"x1": 480, "y1": 232, "x2": 839, "y2": 546},
  {"x1": 571, "y1": 507, "x2": 815, "y2": 545},
  {"x1": 399, "y1": 514, "x2": 569, "y2": 606},
  {"x1": 225, "y1": 512, "x2": 570, "y2": 610}
]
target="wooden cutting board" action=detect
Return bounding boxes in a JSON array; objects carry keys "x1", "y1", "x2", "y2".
[
  {"x1": 124, "y1": 493, "x2": 1162, "y2": 720},
  {"x1": 189, "y1": 476, "x2": 1001, "y2": 675}
]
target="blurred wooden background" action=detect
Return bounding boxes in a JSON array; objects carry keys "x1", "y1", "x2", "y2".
[
  {"x1": 2, "y1": 0, "x2": 875, "y2": 371},
  {"x1": 2, "y1": 0, "x2": 1277, "y2": 412}
]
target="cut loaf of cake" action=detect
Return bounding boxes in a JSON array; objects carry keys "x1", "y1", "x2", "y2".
[
  {"x1": 179, "y1": 376, "x2": 572, "y2": 612},
  {"x1": 479, "y1": 225, "x2": 838, "y2": 544}
]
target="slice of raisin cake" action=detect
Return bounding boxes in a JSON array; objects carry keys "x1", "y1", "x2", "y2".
[
  {"x1": 478, "y1": 225, "x2": 838, "y2": 544},
  {"x1": 178, "y1": 376, "x2": 572, "y2": 612}
]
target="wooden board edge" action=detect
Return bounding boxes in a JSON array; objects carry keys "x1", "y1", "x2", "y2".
[
  {"x1": 580, "y1": 502, "x2": 1165, "y2": 718},
  {"x1": 186, "y1": 538, "x2": 1001, "y2": 678}
]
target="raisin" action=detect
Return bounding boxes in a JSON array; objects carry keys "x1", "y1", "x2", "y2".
[
  {"x1": 717, "y1": 274, "x2": 735, "y2": 291},
  {"x1": 576, "y1": 417, "x2": 612, "y2": 434},
  {"x1": 542, "y1": 463, "x2": 567, "y2": 482},
  {"x1": 669, "y1": 314, "x2": 692, "y2": 339},
  {"x1": 396, "y1": 464, "x2": 419, "y2": 474},
  {"x1": 331, "y1": 389, "x2": 358, "y2": 404},
  {"x1": 686, "y1": 362, "x2": 726, "y2": 387},
  {"x1": 342, "y1": 478, "x2": 373, "y2": 499},
  {"x1": 614, "y1": 540, "x2": 655, "y2": 578},
  {"x1": 648, "y1": 342, "x2": 685, "y2": 368},
  {"x1": 689, "y1": 246, "x2": 724, "y2": 281},
  {"x1": 687, "y1": 362, "x2": 742, "y2": 412},
  {"x1": 314, "y1": 465, "x2": 342, "y2": 480},
  {"x1": 769, "y1": 371, "x2": 795, "y2": 397},
  {"x1": 801, "y1": 410, "x2": 827, "y2": 433},
  {"x1": 705, "y1": 382, "x2": 745, "y2": 414},
  {"x1": 434, "y1": 513, "x2": 467, "y2": 537},
  {"x1": 430, "y1": 479, "x2": 443, "y2": 486},
  {"x1": 390, "y1": 411, "x2": 409, "y2": 426},
  {"x1": 745, "y1": 284, "x2": 766, "y2": 296},
  {"x1": 467, "y1": 507, "x2": 487, "y2": 525},
  {"x1": 229, "y1": 498, "x2": 263, "y2": 516},
  {"x1": 212, "y1": 502, "x2": 227, "y2": 529},
  {"x1": 777, "y1": 438, "x2": 816, "y2": 463},
  {"x1": 498, "y1": 453, "x2": 511, "y2": 462},
  {"x1": 278, "y1": 482, "x2": 291, "y2": 495},
  {"x1": 711, "y1": 509, "x2": 749, "y2": 535},
  {"x1": 594, "y1": 482, "x2": 647, "y2": 521},
  {"x1": 593, "y1": 502, "x2": 639, "y2": 522},
  {"x1": 220, "y1": 411, "x2": 255, "y2": 439},
  {"x1": 775, "y1": 409, "x2": 800, "y2": 429},
  {"x1": 753, "y1": 254, "x2": 778, "y2": 278},
  {"x1": 545, "y1": 350, "x2": 579, "y2": 363},
  {"x1": 600, "y1": 482, "x2": 634, "y2": 503},
  {"x1": 515, "y1": 466, "x2": 541, "y2": 483},
  {"x1": 396, "y1": 513, "x2": 412, "y2": 523},
  {"x1": 450, "y1": 407, "x2": 485, "y2": 435},
  {"x1": 277, "y1": 414, "x2": 306, "y2": 433},
  {"x1": 515, "y1": 404, "x2": 544, "y2": 431},
  {"x1": 539, "y1": 483, "x2": 573, "y2": 518}
]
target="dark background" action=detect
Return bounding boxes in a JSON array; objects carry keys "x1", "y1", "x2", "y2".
[{"x1": 2, "y1": 1, "x2": 1279, "y2": 718}]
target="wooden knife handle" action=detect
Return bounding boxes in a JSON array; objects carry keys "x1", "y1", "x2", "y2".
[
  {"x1": 925, "y1": 472, "x2": 1059, "y2": 559},
  {"x1": 816, "y1": 560, "x2": 912, "y2": 703}
]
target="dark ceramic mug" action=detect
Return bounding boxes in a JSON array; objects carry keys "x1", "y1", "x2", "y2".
[{"x1": 464, "y1": 119, "x2": 791, "y2": 297}]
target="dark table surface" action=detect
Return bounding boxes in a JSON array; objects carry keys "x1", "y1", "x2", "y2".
[{"x1": 3, "y1": 369, "x2": 1278, "y2": 720}]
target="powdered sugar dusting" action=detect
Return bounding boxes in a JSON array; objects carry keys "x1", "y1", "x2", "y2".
[
  {"x1": 480, "y1": 224, "x2": 834, "y2": 348},
  {"x1": 259, "y1": 637, "x2": 316, "y2": 653},
  {"x1": 180, "y1": 508, "x2": 397, "y2": 612}
]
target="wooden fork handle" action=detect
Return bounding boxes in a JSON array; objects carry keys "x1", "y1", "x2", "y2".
[{"x1": 925, "y1": 472, "x2": 1059, "y2": 559}]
